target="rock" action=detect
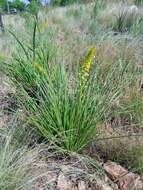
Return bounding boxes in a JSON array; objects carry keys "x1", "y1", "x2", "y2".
[
  {"x1": 32, "y1": 158, "x2": 119, "y2": 190},
  {"x1": 104, "y1": 161, "x2": 143, "y2": 190},
  {"x1": 56, "y1": 164, "x2": 119, "y2": 190}
]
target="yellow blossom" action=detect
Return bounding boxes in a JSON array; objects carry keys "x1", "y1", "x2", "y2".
[{"x1": 81, "y1": 47, "x2": 96, "y2": 82}]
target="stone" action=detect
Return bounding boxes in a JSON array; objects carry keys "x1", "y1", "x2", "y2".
[{"x1": 104, "y1": 161, "x2": 143, "y2": 190}]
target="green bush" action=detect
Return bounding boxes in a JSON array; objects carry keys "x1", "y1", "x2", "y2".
[
  {"x1": 51, "y1": 0, "x2": 90, "y2": 6},
  {"x1": 0, "y1": 0, "x2": 7, "y2": 11},
  {"x1": 9, "y1": 0, "x2": 25, "y2": 11},
  {"x1": 51, "y1": 0, "x2": 75, "y2": 6}
]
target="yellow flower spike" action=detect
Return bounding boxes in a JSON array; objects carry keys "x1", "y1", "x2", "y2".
[
  {"x1": 79, "y1": 47, "x2": 96, "y2": 97},
  {"x1": 81, "y1": 46, "x2": 96, "y2": 82},
  {"x1": 33, "y1": 61, "x2": 45, "y2": 73}
]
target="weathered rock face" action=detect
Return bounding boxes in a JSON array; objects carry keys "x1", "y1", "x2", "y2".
[
  {"x1": 104, "y1": 161, "x2": 143, "y2": 190},
  {"x1": 34, "y1": 162, "x2": 119, "y2": 190},
  {"x1": 56, "y1": 165, "x2": 118, "y2": 190}
]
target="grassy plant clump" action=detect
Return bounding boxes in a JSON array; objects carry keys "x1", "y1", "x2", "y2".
[
  {"x1": 112, "y1": 7, "x2": 138, "y2": 33},
  {"x1": 94, "y1": 2, "x2": 143, "y2": 35},
  {"x1": 92, "y1": 0, "x2": 105, "y2": 18},
  {"x1": 1, "y1": 25, "x2": 56, "y2": 99},
  {"x1": 0, "y1": 124, "x2": 47, "y2": 190},
  {"x1": 1, "y1": 25, "x2": 134, "y2": 152}
]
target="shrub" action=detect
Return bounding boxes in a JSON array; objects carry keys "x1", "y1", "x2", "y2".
[
  {"x1": 51, "y1": 0, "x2": 90, "y2": 6},
  {"x1": 0, "y1": 0, "x2": 7, "y2": 11},
  {"x1": 9, "y1": 0, "x2": 25, "y2": 11}
]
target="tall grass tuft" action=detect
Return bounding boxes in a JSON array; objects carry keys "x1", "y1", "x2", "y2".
[
  {"x1": 112, "y1": 5, "x2": 141, "y2": 33},
  {"x1": 92, "y1": 0, "x2": 105, "y2": 18},
  {"x1": 1, "y1": 23, "x2": 135, "y2": 152},
  {"x1": 0, "y1": 124, "x2": 48, "y2": 190}
]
